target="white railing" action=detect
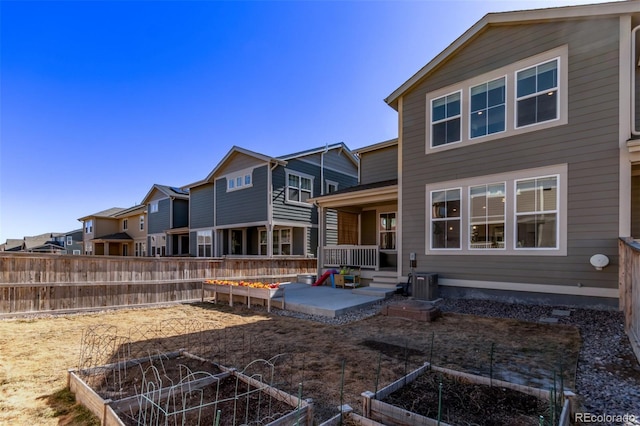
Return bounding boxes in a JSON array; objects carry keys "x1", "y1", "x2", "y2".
[{"x1": 322, "y1": 245, "x2": 379, "y2": 270}]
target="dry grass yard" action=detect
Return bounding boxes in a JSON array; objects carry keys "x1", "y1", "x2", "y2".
[{"x1": 0, "y1": 302, "x2": 581, "y2": 425}]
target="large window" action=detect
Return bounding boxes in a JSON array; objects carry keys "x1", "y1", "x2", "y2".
[
  {"x1": 66, "y1": 236, "x2": 73, "y2": 246},
  {"x1": 426, "y1": 45, "x2": 567, "y2": 152},
  {"x1": 515, "y1": 176, "x2": 558, "y2": 248},
  {"x1": 469, "y1": 183, "x2": 505, "y2": 249},
  {"x1": 431, "y1": 91, "x2": 461, "y2": 147},
  {"x1": 379, "y1": 213, "x2": 396, "y2": 250},
  {"x1": 85, "y1": 220, "x2": 93, "y2": 234},
  {"x1": 470, "y1": 77, "x2": 505, "y2": 139},
  {"x1": 259, "y1": 228, "x2": 292, "y2": 255},
  {"x1": 516, "y1": 59, "x2": 558, "y2": 128},
  {"x1": 150, "y1": 202, "x2": 159, "y2": 213},
  {"x1": 197, "y1": 230, "x2": 212, "y2": 257},
  {"x1": 430, "y1": 189, "x2": 461, "y2": 249},
  {"x1": 286, "y1": 171, "x2": 313, "y2": 204},
  {"x1": 426, "y1": 165, "x2": 566, "y2": 255}
]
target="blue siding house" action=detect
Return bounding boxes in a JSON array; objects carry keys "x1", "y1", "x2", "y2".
[
  {"x1": 187, "y1": 143, "x2": 358, "y2": 258},
  {"x1": 141, "y1": 184, "x2": 190, "y2": 256}
]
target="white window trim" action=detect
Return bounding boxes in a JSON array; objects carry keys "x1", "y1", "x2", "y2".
[
  {"x1": 139, "y1": 215, "x2": 145, "y2": 231},
  {"x1": 429, "y1": 188, "x2": 463, "y2": 251},
  {"x1": 225, "y1": 168, "x2": 254, "y2": 192},
  {"x1": 378, "y1": 211, "x2": 397, "y2": 252},
  {"x1": 468, "y1": 75, "x2": 507, "y2": 140},
  {"x1": 73, "y1": 249, "x2": 81, "y2": 255},
  {"x1": 425, "y1": 164, "x2": 567, "y2": 256},
  {"x1": 326, "y1": 180, "x2": 339, "y2": 195},
  {"x1": 150, "y1": 202, "x2": 159, "y2": 213},
  {"x1": 430, "y1": 90, "x2": 462, "y2": 148},
  {"x1": 123, "y1": 219, "x2": 128, "y2": 231},
  {"x1": 514, "y1": 57, "x2": 561, "y2": 130},
  {"x1": 85, "y1": 220, "x2": 93, "y2": 234},
  {"x1": 468, "y1": 182, "x2": 506, "y2": 251},
  {"x1": 66, "y1": 236, "x2": 73, "y2": 246},
  {"x1": 197, "y1": 230, "x2": 213, "y2": 257},
  {"x1": 285, "y1": 169, "x2": 314, "y2": 206},
  {"x1": 425, "y1": 45, "x2": 568, "y2": 154},
  {"x1": 514, "y1": 175, "x2": 560, "y2": 250}
]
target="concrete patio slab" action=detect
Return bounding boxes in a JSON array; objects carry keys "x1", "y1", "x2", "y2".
[{"x1": 273, "y1": 282, "x2": 387, "y2": 318}]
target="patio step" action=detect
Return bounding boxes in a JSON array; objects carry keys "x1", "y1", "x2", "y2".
[
  {"x1": 370, "y1": 273, "x2": 399, "y2": 289},
  {"x1": 353, "y1": 286, "x2": 395, "y2": 298}
]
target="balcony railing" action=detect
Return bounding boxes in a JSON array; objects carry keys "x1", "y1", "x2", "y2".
[{"x1": 322, "y1": 245, "x2": 379, "y2": 270}]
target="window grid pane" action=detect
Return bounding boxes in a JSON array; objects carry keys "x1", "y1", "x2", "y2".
[
  {"x1": 470, "y1": 78, "x2": 505, "y2": 139},
  {"x1": 516, "y1": 60, "x2": 558, "y2": 127},
  {"x1": 469, "y1": 183, "x2": 505, "y2": 249},
  {"x1": 432, "y1": 92, "x2": 461, "y2": 146},
  {"x1": 516, "y1": 176, "x2": 558, "y2": 248},
  {"x1": 431, "y1": 189, "x2": 461, "y2": 249}
]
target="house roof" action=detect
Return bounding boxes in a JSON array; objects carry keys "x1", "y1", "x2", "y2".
[
  {"x1": 309, "y1": 179, "x2": 398, "y2": 208},
  {"x1": 186, "y1": 145, "x2": 288, "y2": 188},
  {"x1": 2, "y1": 239, "x2": 24, "y2": 251},
  {"x1": 23, "y1": 233, "x2": 64, "y2": 250},
  {"x1": 353, "y1": 138, "x2": 398, "y2": 156},
  {"x1": 91, "y1": 232, "x2": 133, "y2": 242},
  {"x1": 112, "y1": 204, "x2": 147, "y2": 218},
  {"x1": 384, "y1": 0, "x2": 639, "y2": 110},
  {"x1": 78, "y1": 207, "x2": 128, "y2": 222},
  {"x1": 141, "y1": 184, "x2": 189, "y2": 205},
  {"x1": 277, "y1": 142, "x2": 359, "y2": 167}
]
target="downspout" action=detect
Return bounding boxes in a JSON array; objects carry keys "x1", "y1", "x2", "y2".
[
  {"x1": 633, "y1": 24, "x2": 640, "y2": 136},
  {"x1": 268, "y1": 162, "x2": 278, "y2": 258},
  {"x1": 321, "y1": 143, "x2": 328, "y2": 195}
]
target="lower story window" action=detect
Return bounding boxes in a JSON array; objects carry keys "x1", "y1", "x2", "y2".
[
  {"x1": 260, "y1": 228, "x2": 292, "y2": 255},
  {"x1": 426, "y1": 165, "x2": 565, "y2": 254},
  {"x1": 430, "y1": 189, "x2": 461, "y2": 249},
  {"x1": 197, "y1": 230, "x2": 213, "y2": 257},
  {"x1": 379, "y1": 213, "x2": 396, "y2": 250}
]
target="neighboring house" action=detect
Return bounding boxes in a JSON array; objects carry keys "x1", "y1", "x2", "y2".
[
  {"x1": 24, "y1": 233, "x2": 66, "y2": 253},
  {"x1": 313, "y1": 139, "x2": 399, "y2": 288},
  {"x1": 63, "y1": 229, "x2": 83, "y2": 255},
  {"x1": 187, "y1": 143, "x2": 359, "y2": 258},
  {"x1": 141, "y1": 185, "x2": 190, "y2": 257},
  {"x1": 78, "y1": 206, "x2": 147, "y2": 256},
  {"x1": 1, "y1": 239, "x2": 25, "y2": 252},
  {"x1": 372, "y1": 1, "x2": 640, "y2": 307}
]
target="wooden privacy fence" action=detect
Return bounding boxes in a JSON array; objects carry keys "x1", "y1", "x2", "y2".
[
  {"x1": 0, "y1": 253, "x2": 316, "y2": 316},
  {"x1": 619, "y1": 238, "x2": 640, "y2": 363}
]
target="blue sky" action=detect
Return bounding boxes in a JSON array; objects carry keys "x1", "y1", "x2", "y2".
[{"x1": 0, "y1": 0, "x2": 615, "y2": 242}]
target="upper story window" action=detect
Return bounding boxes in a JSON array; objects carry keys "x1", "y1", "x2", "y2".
[
  {"x1": 85, "y1": 220, "x2": 93, "y2": 234},
  {"x1": 470, "y1": 77, "x2": 506, "y2": 139},
  {"x1": 425, "y1": 45, "x2": 567, "y2": 153},
  {"x1": 150, "y1": 202, "x2": 159, "y2": 213},
  {"x1": 516, "y1": 59, "x2": 558, "y2": 128},
  {"x1": 123, "y1": 219, "x2": 128, "y2": 231},
  {"x1": 139, "y1": 215, "x2": 145, "y2": 231},
  {"x1": 431, "y1": 91, "x2": 461, "y2": 147},
  {"x1": 226, "y1": 169, "x2": 253, "y2": 192},
  {"x1": 286, "y1": 170, "x2": 313, "y2": 204},
  {"x1": 66, "y1": 236, "x2": 73, "y2": 246}
]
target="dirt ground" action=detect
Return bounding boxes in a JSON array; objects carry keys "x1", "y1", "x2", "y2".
[{"x1": 0, "y1": 301, "x2": 581, "y2": 425}]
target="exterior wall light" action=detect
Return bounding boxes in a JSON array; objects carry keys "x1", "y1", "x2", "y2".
[{"x1": 589, "y1": 254, "x2": 609, "y2": 270}]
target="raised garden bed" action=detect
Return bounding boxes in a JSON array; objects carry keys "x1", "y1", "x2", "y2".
[
  {"x1": 68, "y1": 350, "x2": 312, "y2": 426},
  {"x1": 361, "y1": 363, "x2": 574, "y2": 426},
  {"x1": 202, "y1": 280, "x2": 285, "y2": 312}
]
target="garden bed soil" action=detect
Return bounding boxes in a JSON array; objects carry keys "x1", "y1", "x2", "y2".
[{"x1": 383, "y1": 370, "x2": 553, "y2": 426}]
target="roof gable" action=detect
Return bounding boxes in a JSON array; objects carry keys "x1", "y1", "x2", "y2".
[
  {"x1": 141, "y1": 184, "x2": 189, "y2": 205},
  {"x1": 385, "y1": 0, "x2": 638, "y2": 109}
]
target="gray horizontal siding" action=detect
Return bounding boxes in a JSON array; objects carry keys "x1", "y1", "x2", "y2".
[
  {"x1": 323, "y1": 168, "x2": 358, "y2": 193},
  {"x1": 190, "y1": 183, "x2": 214, "y2": 229},
  {"x1": 216, "y1": 165, "x2": 268, "y2": 226},
  {"x1": 148, "y1": 198, "x2": 170, "y2": 234},
  {"x1": 360, "y1": 145, "x2": 398, "y2": 184},
  {"x1": 217, "y1": 152, "x2": 267, "y2": 176},
  {"x1": 323, "y1": 149, "x2": 358, "y2": 176},
  {"x1": 272, "y1": 160, "x2": 317, "y2": 224},
  {"x1": 400, "y1": 17, "x2": 621, "y2": 292}
]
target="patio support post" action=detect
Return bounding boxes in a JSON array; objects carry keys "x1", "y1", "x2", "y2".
[{"x1": 317, "y1": 205, "x2": 325, "y2": 278}]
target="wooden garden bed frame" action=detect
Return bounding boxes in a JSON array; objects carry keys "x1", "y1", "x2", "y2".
[
  {"x1": 68, "y1": 350, "x2": 312, "y2": 426},
  {"x1": 361, "y1": 362, "x2": 576, "y2": 426},
  {"x1": 201, "y1": 282, "x2": 285, "y2": 312}
]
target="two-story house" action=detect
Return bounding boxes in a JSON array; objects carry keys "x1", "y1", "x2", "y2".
[
  {"x1": 78, "y1": 205, "x2": 147, "y2": 256},
  {"x1": 376, "y1": 1, "x2": 640, "y2": 308},
  {"x1": 187, "y1": 143, "x2": 359, "y2": 258},
  {"x1": 63, "y1": 229, "x2": 83, "y2": 255},
  {"x1": 314, "y1": 138, "x2": 399, "y2": 288},
  {"x1": 141, "y1": 185, "x2": 189, "y2": 257}
]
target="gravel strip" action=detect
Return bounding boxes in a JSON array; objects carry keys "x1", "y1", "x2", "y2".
[{"x1": 271, "y1": 296, "x2": 640, "y2": 425}]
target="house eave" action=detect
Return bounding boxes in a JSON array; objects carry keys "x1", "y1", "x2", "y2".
[
  {"x1": 311, "y1": 185, "x2": 398, "y2": 208},
  {"x1": 384, "y1": 0, "x2": 638, "y2": 109}
]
